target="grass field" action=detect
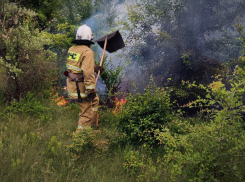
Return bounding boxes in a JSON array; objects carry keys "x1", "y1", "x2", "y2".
[
  {"x1": 0, "y1": 93, "x2": 160, "y2": 182},
  {"x1": 1, "y1": 91, "x2": 245, "y2": 182}
]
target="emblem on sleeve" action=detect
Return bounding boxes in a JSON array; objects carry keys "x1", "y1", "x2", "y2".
[{"x1": 68, "y1": 52, "x2": 80, "y2": 62}]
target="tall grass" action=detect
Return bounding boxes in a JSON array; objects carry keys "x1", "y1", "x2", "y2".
[
  {"x1": 2, "y1": 87, "x2": 245, "y2": 182},
  {"x1": 0, "y1": 93, "x2": 139, "y2": 182}
]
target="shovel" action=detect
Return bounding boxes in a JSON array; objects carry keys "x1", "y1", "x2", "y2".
[{"x1": 95, "y1": 30, "x2": 125, "y2": 87}]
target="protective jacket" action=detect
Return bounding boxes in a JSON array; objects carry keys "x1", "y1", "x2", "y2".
[{"x1": 66, "y1": 45, "x2": 96, "y2": 100}]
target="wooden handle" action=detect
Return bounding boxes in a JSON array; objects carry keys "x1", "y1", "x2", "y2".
[{"x1": 95, "y1": 36, "x2": 108, "y2": 87}]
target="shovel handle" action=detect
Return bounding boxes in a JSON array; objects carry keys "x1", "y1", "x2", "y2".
[{"x1": 95, "y1": 36, "x2": 108, "y2": 87}]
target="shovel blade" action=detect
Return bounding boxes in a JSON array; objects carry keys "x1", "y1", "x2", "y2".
[{"x1": 95, "y1": 31, "x2": 125, "y2": 53}]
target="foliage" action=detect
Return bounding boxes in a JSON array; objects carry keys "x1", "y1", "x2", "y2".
[
  {"x1": 9, "y1": 0, "x2": 92, "y2": 28},
  {"x1": 116, "y1": 84, "x2": 172, "y2": 146},
  {"x1": 186, "y1": 67, "x2": 245, "y2": 122},
  {"x1": 89, "y1": 0, "x2": 121, "y2": 38},
  {"x1": 122, "y1": 147, "x2": 164, "y2": 182},
  {"x1": 123, "y1": 150, "x2": 143, "y2": 174},
  {"x1": 67, "y1": 128, "x2": 109, "y2": 160},
  {"x1": 0, "y1": 92, "x2": 138, "y2": 182},
  {"x1": 2, "y1": 1, "x2": 245, "y2": 182},
  {"x1": 45, "y1": 136, "x2": 63, "y2": 158},
  {"x1": 55, "y1": 0, "x2": 93, "y2": 25},
  {"x1": 156, "y1": 119, "x2": 245, "y2": 181},
  {"x1": 124, "y1": 0, "x2": 244, "y2": 86},
  {"x1": 41, "y1": 23, "x2": 75, "y2": 50},
  {"x1": 2, "y1": 92, "x2": 53, "y2": 123},
  {"x1": 14, "y1": 0, "x2": 62, "y2": 28},
  {"x1": 0, "y1": 2, "x2": 57, "y2": 102},
  {"x1": 0, "y1": 94, "x2": 73, "y2": 181},
  {"x1": 152, "y1": 45, "x2": 245, "y2": 181},
  {"x1": 96, "y1": 55, "x2": 123, "y2": 94},
  {"x1": 121, "y1": 0, "x2": 244, "y2": 115},
  {"x1": 68, "y1": 128, "x2": 97, "y2": 157},
  {"x1": 2, "y1": 67, "x2": 245, "y2": 181},
  {"x1": 43, "y1": 0, "x2": 94, "y2": 48},
  {"x1": 168, "y1": 80, "x2": 208, "y2": 115}
]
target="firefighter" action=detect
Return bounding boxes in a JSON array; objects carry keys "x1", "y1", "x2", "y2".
[{"x1": 66, "y1": 24, "x2": 104, "y2": 131}]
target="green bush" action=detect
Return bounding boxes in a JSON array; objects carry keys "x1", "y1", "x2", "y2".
[
  {"x1": 156, "y1": 119, "x2": 245, "y2": 182},
  {"x1": 123, "y1": 150, "x2": 143, "y2": 174},
  {"x1": 96, "y1": 55, "x2": 123, "y2": 94},
  {"x1": 0, "y1": 3, "x2": 57, "y2": 102},
  {"x1": 95, "y1": 55, "x2": 123, "y2": 108},
  {"x1": 67, "y1": 128, "x2": 96, "y2": 157},
  {"x1": 67, "y1": 128, "x2": 110, "y2": 159},
  {"x1": 122, "y1": 147, "x2": 163, "y2": 181},
  {"x1": 169, "y1": 80, "x2": 208, "y2": 116},
  {"x1": 154, "y1": 56, "x2": 245, "y2": 181},
  {"x1": 116, "y1": 85, "x2": 172, "y2": 146}
]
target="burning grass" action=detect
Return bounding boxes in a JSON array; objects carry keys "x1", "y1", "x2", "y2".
[
  {"x1": 113, "y1": 97, "x2": 127, "y2": 115},
  {"x1": 52, "y1": 86, "x2": 70, "y2": 106}
]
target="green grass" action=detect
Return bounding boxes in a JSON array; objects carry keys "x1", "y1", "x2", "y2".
[
  {"x1": 0, "y1": 95, "x2": 142, "y2": 182},
  {"x1": 2, "y1": 91, "x2": 245, "y2": 182}
]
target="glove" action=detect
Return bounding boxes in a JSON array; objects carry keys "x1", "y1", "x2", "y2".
[
  {"x1": 63, "y1": 71, "x2": 68, "y2": 76},
  {"x1": 86, "y1": 89, "x2": 96, "y2": 101},
  {"x1": 94, "y1": 65, "x2": 105, "y2": 74}
]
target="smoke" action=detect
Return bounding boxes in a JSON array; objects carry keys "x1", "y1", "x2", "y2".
[
  {"x1": 80, "y1": 0, "x2": 130, "y2": 93},
  {"x1": 77, "y1": 0, "x2": 245, "y2": 93},
  {"x1": 121, "y1": 0, "x2": 245, "y2": 90}
]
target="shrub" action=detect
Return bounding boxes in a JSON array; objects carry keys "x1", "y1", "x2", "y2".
[
  {"x1": 67, "y1": 128, "x2": 109, "y2": 159},
  {"x1": 116, "y1": 85, "x2": 172, "y2": 146},
  {"x1": 0, "y1": 3, "x2": 57, "y2": 102},
  {"x1": 122, "y1": 148, "x2": 162, "y2": 181},
  {"x1": 96, "y1": 55, "x2": 123, "y2": 94},
  {"x1": 156, "y1": 119, "x2": 245, "y2": 182},
  {"x1": 169, "y1": 80, "x2": 208, "y2": 116},
  {"x1": 123, "y1": 150, "x2": 143, "y2": 174},
  {"x1": 155, "y1": 56, "x2": 245, "y2": 181},
  {"x1": 95, "y1": 55, "x2": 124, "y2": 108},
  {"x1": 67, "y1": 128, "x2": 96, "y2": 157}
]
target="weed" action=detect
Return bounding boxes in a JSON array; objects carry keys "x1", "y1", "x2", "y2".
[{"x1": 2, "y1": 92, "x2": 52, "y2": 123}]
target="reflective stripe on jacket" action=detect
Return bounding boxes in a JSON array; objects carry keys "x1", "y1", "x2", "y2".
[
  {"x1": 68, "y1": 91, "x2": 87, "y2": 98},
  {"x1": 66, "y1": 64, "x2": 82, "y2": 72}
]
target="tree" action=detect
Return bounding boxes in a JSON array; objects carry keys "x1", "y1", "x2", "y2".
[
  {"x1": 9, "y1": 0, "x2": 62, "y2": 28},
  {"x1": 0, "y1": 2, "x2": 57, "y2": 102},
  {"x1": 125, "y1": 0, "x2": 245, "y2": 86},
  {"x1": 56, "y1": 0, "x2": 93, "y2": 25}
]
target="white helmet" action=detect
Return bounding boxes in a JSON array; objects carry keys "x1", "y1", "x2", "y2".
[{"x1": 76, "y1": 24, "x2": 93, "y2": 41}]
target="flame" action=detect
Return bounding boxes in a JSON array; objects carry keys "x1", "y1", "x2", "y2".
[
  {"x1": 50, "y1": 86, "x2": 69, "y2": 106},
  {"x1": 56, "y1": 96, "x2": 69, "y2": 106},
  {"x1": 113, "y1": 98, "x2": 127, "y2": 115}
]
